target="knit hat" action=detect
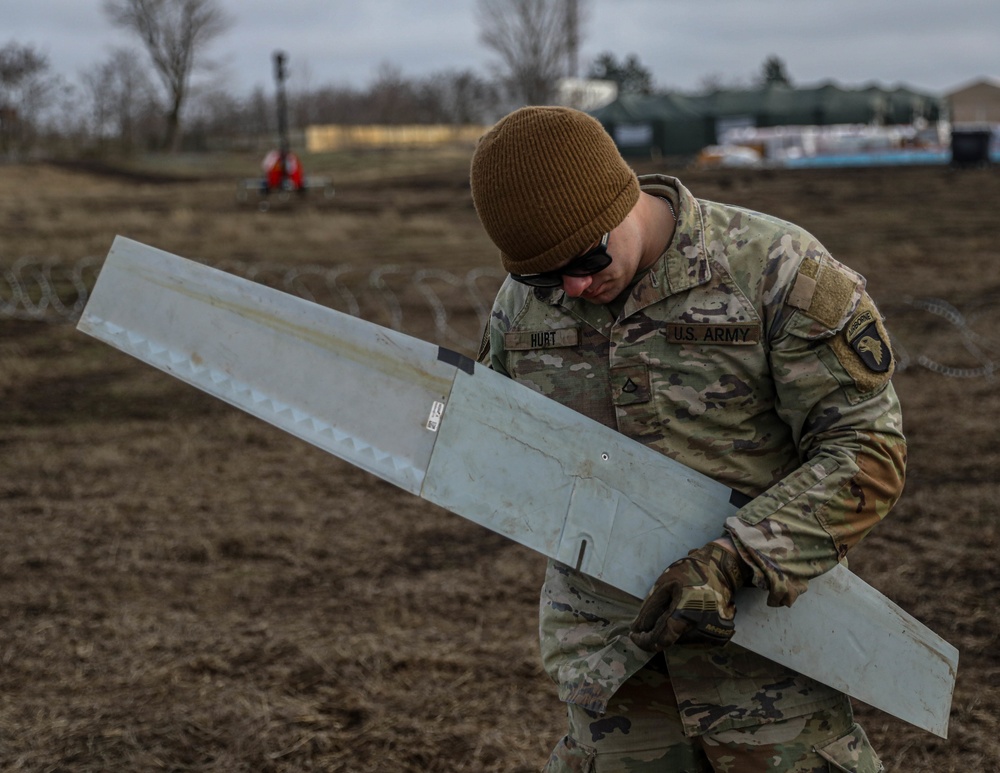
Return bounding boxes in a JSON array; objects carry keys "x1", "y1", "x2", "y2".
[{"x1": 470, "y1": 106, "x2": 640, "y2": 275}]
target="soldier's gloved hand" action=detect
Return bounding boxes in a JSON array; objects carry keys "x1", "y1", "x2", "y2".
[{"x1": 629, "y1": 542, "x2": 751, "y2": 652}]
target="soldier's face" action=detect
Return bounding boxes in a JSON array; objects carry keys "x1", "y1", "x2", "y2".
[{"x1": 561, "y1": 220, "x2": 643, "y2": 304}]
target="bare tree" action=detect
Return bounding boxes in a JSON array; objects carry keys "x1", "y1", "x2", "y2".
[
  {"x1": 103, "y1": 0, "x2": 233, "y2": 151},
  {"x1": 81, "y1": 48, "x2": 157, "y2": 153},
  {"x1": 428, "y1": 70, "x2": 501, "y2": 124},
  {"x1": 247, "y1": 85, "x2": 276, "y2": 136},
  {"x1": 367, "y1": 62, "x2": 413, "y2": 124},
  {"x1": 477, "y1": 0, "x2": 586, "y2": 106},
  {"x1": 0, "y1": 42, "x2": 62, "y2": 157}
]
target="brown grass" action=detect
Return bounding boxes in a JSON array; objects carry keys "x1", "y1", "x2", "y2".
[{"x1": 1, "y1": 152, "x2": 998, "y2": 771}]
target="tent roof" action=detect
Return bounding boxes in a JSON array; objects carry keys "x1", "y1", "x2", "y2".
[
  {"x1": 592, "y1": 82, "x2": 944, "y2": 127},
  {"x1": 591, "y1": 91, "x2": 703, "y2": 123}
]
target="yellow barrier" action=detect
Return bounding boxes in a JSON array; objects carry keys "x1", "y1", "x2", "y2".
[{"x1": 305, "y1": 124, "x2": 491, "y2": 152}]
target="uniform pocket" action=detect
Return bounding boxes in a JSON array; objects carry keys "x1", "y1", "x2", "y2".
[
  {"x1": 507, "y1": 327, "x2": 617, "y2": 429},
  {"x1": 814, "y1": 723, "x2": 883, "y2": 773},
  {"x1": 543, "y1": 734, "x2": 597, "y2": 773}
]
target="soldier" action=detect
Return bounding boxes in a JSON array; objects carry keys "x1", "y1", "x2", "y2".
[{"x1": 471, "y1": 106, "x2": 904, "y2": 772}]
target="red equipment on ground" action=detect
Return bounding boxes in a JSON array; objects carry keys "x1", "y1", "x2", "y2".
[
  {"x1": 237, "y1": 51, "x2": 332, "y2": 208},
  {"x1": 262, "y1": 149, "x2": 304, "y2": 192}
]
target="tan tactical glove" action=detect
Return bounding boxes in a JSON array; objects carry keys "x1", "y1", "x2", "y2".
[{"x1": 629, "y1": 542, "x2": 751, "y2": 652}]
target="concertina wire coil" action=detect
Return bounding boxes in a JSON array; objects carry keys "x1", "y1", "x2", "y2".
[{"x1": 2, "y1": 256, "x2": 997, "y2": 380}]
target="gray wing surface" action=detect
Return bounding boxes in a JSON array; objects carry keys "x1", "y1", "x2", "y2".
[{"x1": 77, "y1": 236, "x2": 957, "y2": 738}]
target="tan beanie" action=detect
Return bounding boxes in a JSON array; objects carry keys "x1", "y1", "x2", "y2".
[{"x1": 470, "y1": 106, "x2": 640, "y2": 275}]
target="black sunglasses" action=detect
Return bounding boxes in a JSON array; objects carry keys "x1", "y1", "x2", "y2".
[{"x1": 510, "y1": 233, "x2": 612, "y2": 288}]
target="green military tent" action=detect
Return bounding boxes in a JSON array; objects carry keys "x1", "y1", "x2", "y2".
[{"x1": 591, "y1": 82, "x2": 944, "y2": 157}]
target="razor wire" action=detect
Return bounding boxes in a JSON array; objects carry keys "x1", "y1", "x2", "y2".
[
  {"x1": 1, "y1": 256, "x2": 506, "y2": 353},
  {"x1": 889, "y1": 297, "x2": 998, "y2": 379},
  {"x1": 2, "y1": 256, "x2": 998, "y2": 379}
]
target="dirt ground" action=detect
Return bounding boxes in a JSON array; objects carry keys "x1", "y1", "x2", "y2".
[{"x1": 1, "y1": 152, "x2": 998, "y2": 771}]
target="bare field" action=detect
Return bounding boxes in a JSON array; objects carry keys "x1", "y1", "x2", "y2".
[{"x1": 1, "y1": 154, "x2": 998, "y2": 771}]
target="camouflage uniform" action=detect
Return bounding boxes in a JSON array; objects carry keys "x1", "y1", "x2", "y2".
[{"x1": 482, "y1": 175, "x2": 904, "y2": 771}]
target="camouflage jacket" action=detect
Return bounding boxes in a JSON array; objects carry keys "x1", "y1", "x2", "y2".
[{"x1": 482, "y1": 175, "x2": 906, "y2": 737}]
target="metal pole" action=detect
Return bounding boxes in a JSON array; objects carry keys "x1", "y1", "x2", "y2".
[{"x1": 273, "y1": 51, "x2": 289, "y2": 159}]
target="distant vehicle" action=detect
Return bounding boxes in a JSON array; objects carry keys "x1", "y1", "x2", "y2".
[{"x1": 237, "y1": 51, "x2": 333, "y2": 210}]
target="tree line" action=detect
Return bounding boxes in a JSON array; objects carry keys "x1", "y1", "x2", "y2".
[
  {"x1": 1, "y1": 0, "x2": 787, "y2": 160},
  {"x1": 1, "y1": 0, "x2": 667, "y2": 159}
]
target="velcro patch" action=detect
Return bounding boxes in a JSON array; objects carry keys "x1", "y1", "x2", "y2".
[
  {"x1": 788, "y1": 257, "x2": 860, "y2": 329},
  {"x1": 787, "y1": 272, "x2": 817, "y2": 311},
  {"x1": 504, "y1": 328, "x2": 579, "y2": 350},
  {"x1": 664, "y1": 323, "x2": 760, "y2": 345}
]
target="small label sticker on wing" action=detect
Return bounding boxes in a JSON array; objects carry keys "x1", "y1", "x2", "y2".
[{"x1": 426, "y1": 401, "x2": 445, "y2": 432}]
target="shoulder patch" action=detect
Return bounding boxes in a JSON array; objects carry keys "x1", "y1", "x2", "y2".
[
  {"x1": 787, "y1": 257, "x2": 862, "y2": 330},
  {"x1": 829, "y1": 294, "x2": 894, "y2": 392}
]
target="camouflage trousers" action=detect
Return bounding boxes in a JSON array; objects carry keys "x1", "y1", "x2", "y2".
[{"x1": 543, "y1": 665, "x2": 883, "y2": 772}]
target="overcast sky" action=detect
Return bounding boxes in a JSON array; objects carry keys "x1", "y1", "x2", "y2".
[{"x1": 3, "y1": 0, "x2": 997, "y2": 98}]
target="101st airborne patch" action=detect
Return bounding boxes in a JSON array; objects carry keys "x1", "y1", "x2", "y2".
[
  {"x1": 845, "y1": 307, "x2": 891, "y2": 373},
  {"x1": 831, "y1": 295, "x2": 895, "y2": 392}
]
